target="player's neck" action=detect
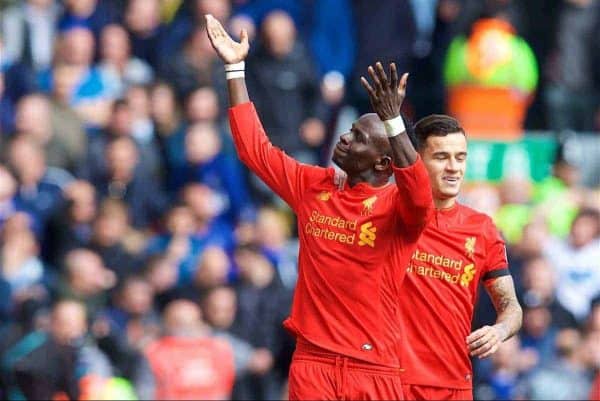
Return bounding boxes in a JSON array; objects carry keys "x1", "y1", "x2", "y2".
[
  {"x1": 434, "y1": 196, "x2": 457, "y2": 210},
  {"x1": 347, "y1": 173, "x2": 389, "y2": 188}
]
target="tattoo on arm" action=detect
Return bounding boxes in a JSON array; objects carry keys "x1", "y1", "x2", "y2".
[{"x1": 484, "y1": 275, "x2": 523, "y2": 342}]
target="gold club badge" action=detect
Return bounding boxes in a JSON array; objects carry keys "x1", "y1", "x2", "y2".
[
  {"x1": 361, "y1": 195, "x2": 377, "y2": 216},
  {"x1": 465, "y1": 237, "x2": 476, "y2": 258}
]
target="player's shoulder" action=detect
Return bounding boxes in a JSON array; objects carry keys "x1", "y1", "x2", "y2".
[{"x1": 456, "y1": 203, "x2": 497, "y2": 229}]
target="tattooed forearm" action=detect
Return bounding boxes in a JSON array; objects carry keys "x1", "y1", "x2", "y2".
[{"x1": 484, "y1": 275, "x2": 523, "y2": 342}]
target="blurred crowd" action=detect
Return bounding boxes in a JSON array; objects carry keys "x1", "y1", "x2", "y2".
[{"x1": 0, "y1": 0, "x2": 598, "y2": 400}]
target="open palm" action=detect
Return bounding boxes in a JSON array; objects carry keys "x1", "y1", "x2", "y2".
[{"x1": 205, "y1": 14, "x2": 249, "y2": 64}]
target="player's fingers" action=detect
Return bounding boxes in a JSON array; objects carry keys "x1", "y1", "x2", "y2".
[
  {"x1": 478, "y1": 343, "x2": 500, "y2": 359},
  {"x1": 469, "y1": 338, "x2": 493, "y2": 356},
  {"x1": 360, "y1": 76, "x2": 378, "y2": 100},
  {"x1": 390, "y1": 63, "x2": 398, "y2": 89},
  {"x1": 466, "y1": 327, "x2": 488, "y2": 344},
  {"x1": 240, "y1": 28, "x2": 249, "y2": 46},
  {"x1": 467, "y1": 331, "x2": 492, "y2": 351},
  {"x1": 399, "y1": 73, "x2": 409, "y2": 95},
  {"x1": 368, "y1": 66, "x2": 382, "y2": 92},
  {"x1": 375, "y1": 62, "x2": 389, "y2": 88}
]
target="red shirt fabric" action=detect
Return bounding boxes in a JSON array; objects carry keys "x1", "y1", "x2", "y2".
[
  {"x1": 229, "y1": 102, "x2": 433, "y2": 367},
  {"x1": 398, "y1": 203, "x2": 509, "y2": 389},
  {"x1": 145, "y1": 336, "x2": 235, "y2": 400}
]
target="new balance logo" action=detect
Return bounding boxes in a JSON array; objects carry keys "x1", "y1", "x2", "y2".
[{"x1": 358, "y1": 221, "x2": 376, "y2": 247}]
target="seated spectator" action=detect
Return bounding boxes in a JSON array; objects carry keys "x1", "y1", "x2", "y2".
[
  {"x1": 176, "y1": 245, "x2": 232, "y2": 299},
  {"x1": 89, "y1": 199, "x2": 143, "y2": 280},
  {"x1": 143, "y1": 254, "x2": 180, "y2": 311},
  {"x1": 145, "y1": 299, "x2": 235, "y2": 400},
  {"x1": 103, "y1": 276, "x2": 160, "y2": 349},
  {"x1": 43, "y1": 180, "x2": 97, "y2": 268},
  {"x1": 0, "y1": 164, "x2": 31, "y2": 231},
  {"x1": 54, "y1": 248, "x2": 116, "y2": 318},
  {"x1": 98, "y1": 24, "x2": 155, "y2": 99},
  {"x1": 246, "y1": 10, "x2": 327, "y2": 167},
  {"x1": 523, "y1": 328, "x2": 593, "y2": 400},
  {"x1": 123, "y1": 0, "x2": 168, "y2": 68},
  {"x1": 181, "y1": 183, "x2": 236, "y2": 251},
  {"x1": 168, "y1": 122, "x2": 254, "y2": 224},
  {"x1": 149, "y1": 81, "x2": 184, "y2": 144},
  {"x1": 231, "y1": 244, "x2": 293, "y2": 399},
  {"x1": 39, "y1": 27, "x2": 113, "y2": 129},
  {"x1": 253, "y1": 207, "x2": 298, "y2": 289},
  {"x1": 520, "y1": 256, "x2": 578, "y2": 329},
  {"x1": 4, "y1": 300, "x2": 113, "y2": 400},
  {"x1": 91, "y1": 136, "x2": 168, "y2": 229},
  {"x1": 145, "y1": 204, "x2": 207, "y2": 283},
  {"x1": 543, "y1": 208, "x2": 600, "y2": 323},
  {"x1": 158, "y1": 25, "x2": 223, "y2": 98},
  {"x1": 0, "y1": 213, "x2": 46, "y2": 317},
  {"x1": 124, "y1": 84, "x2": 164, "y2": 180},
  {"x1": 202, "y1": 285, "x2": 275, "y2": 399},
  {"x1": 58, "y1": 0, "x2": 118, "y2": 41},
  {"x1": 14, "y1": 93, "x2": 84, "y2": 172},
  {"x1": 5, "y1": 137, "x2": 68, "y2": 235},
  {"x1": 520, "y1": 304, "x2": 558, "y2": 367}
]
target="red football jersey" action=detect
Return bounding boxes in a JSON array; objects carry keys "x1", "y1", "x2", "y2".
[
  {"x1": 229, "y1": 102, "x2": 433, "y2": 367},
  {"x1": 145, "y1": 336, "x2": 235, "y2": 400},
  {"x1": 398, "y1": 203, "x2": 509, "y2": 389}
]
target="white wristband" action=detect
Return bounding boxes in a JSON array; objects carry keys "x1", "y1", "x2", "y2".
[
  {"x1": 383, "y1": 115, "x2": 406, "y2": 138},
  {"x1": 225, "y1": 61, "x2": 245, "y2": 80}
]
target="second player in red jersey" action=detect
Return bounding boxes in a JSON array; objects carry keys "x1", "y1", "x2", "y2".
[
  {"x1": 205, "y1": 15, "x2": 433, "y2": 400},
  {"x1": 397, "y1": 115, "x2": 523, "y2": 400}
]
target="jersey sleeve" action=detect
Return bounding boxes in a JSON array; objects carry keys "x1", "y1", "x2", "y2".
[
  {"x1": 392, "y1": 155, "x2": 434, "y2": 234},
  {"x1": 228, "y1": 102, "x2": 326, "y2": 211},
  {"x1": 482, "y1": 219, "x2": 510, "y2": 281}
]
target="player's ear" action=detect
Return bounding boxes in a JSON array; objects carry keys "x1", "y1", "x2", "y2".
[{"x1": 375, "y1": 155, "x2": 391, "y2": 172}]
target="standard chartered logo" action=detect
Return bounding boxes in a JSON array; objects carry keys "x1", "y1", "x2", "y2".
[
  {"x1": 460, "y1": 263, "x2": 476, "y2": 286},
  {"x1": 358, "y1": 221, "x2": 377, "y2": 247}
]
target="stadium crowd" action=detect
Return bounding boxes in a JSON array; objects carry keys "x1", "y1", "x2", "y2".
[{"x1": 0, "y1": 0, "x2": 598, "y2": 399}]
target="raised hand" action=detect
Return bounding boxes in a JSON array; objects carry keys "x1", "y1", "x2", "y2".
[
  {"x1": 360, "y1": 62, "x2": 408, "y2": 121},
  {"x1": 205, "y1": 14, "x2": 249, "y2": 64}
]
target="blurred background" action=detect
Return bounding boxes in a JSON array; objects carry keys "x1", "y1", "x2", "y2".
[{"x1": 0, "y1": 0, "x2": 598, "y2": 399}]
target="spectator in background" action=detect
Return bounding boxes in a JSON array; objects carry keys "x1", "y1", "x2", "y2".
[
  {"x1": 253, "y1": 207, "x2": 298, "y2": 289},
  {"x1": 54, "y1": 248, "x2": 115, "y2": 318},
  {"x1": 0, "y1": 35, "x2": 38, "y2": 107},
  {"x1": 149, "y1": 81, "x2": 184, "y2": 148},
  {"x1": 4, "y1": 137, "x2": 66, "y2": 234},
  {"x1": 48, "y1": 64, "x2": 88, "y2": 170},
  {"x1": 523, "y1": 328, "x2": 593, "y2": 400},
  {"x1": 519, "y1": 256, "x2": 578, "y2": 329},
  {"x1": 145, "y1": 299, "x2": 236, "y2": 400},
  {"x1": 544, "y1": 208, "x2": 600, "y2": 324},
  {"x1": 231, "y1": 244, "x2": 292, "y2": 399},
  {"x1": 89, "y1": 199, "x2": 142, "y2": 281},
  {"x1": 545, "y1": 0, "x2": 599, "y2": 132},
  {"x1": 58, "y1": 0, "x2": 118, "y2": 40},
  {"x1": 1, "y1": 0, "x2": 61, "y2": 72},
  {"x1": 350, "y1": 0, "x2": 415, "y2": 115},
  {"x1": 143, "y1": 254, "x2": 180, "y2": 311},
  {"x1": 202, "y1": 285, "x2": 276, "y2": 399},
  {"x1": 169, "y1": 122, "x2": 254, "y2": 224},
  {"x1": 14, "y1": 93, "x2": 84, "y2": 172},
  {"x1": 40, "y1": 26, "x2": 114, "y2": 129},
  {"x1": 520, "y1": 304, "x2": 558, "y2": 367},
  {"x1": 177, "y1": 245, "x2": 232, "y2": 299},
  {"x1": 246, "y1": 10, "x2": 327, "y2": 167},
  {"x1": 91, "y1": 136, "x2": 168, "y2": 229},
  {"x1": 123, "y1": 0, "x2": 167, "y2": 68},
  {"x1": 98, "y1": 24, "x2": 155, "y2": 99},
  {"x1": 443, "y1": 12, "x2": 538, "y2": 139},
  {"x1": 181, "y1": 182, "x2": 236, "y2": 250},
  {"x1": 145, "y1": 204, "x2": 207, "y2": 283},
  {"x1": 43, "y1": 180, "x2": 97, "y2": 269},
  {"x1": 0, "y1": 164, "x2": 30, "y2": 231},
  {"x1": 103, "y1": 276, "x2": 160, "y2": 350},
  {"x1": 159, "y1": 25, "x2": 225, "y2": 99},
  {"x1": 0, "y1": 213, "x2": 46, "y2": 317},
  {"x1": 124, "y1": 84, "x2": 164, "y2": 180}
]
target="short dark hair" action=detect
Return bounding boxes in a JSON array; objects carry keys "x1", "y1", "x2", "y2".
[{"x1": 413, "y1": 114, "x2": 465, "y2": 150}]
